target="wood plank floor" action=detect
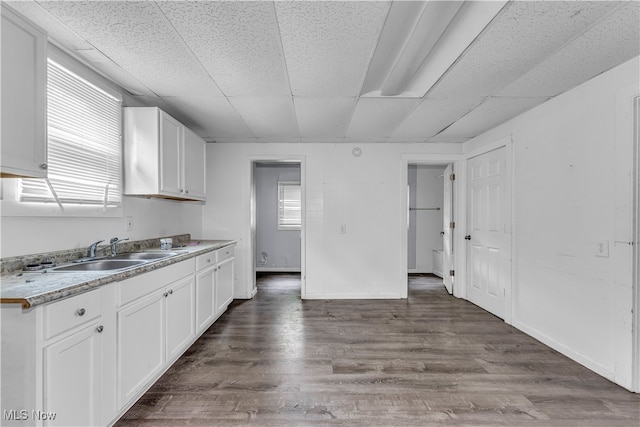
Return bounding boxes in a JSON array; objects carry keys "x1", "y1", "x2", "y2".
[{"x1": 115, "y1": 273, "x2": 640, "y2": 426}]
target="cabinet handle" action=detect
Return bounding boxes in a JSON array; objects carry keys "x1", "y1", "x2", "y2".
[
  {"x1": 163, "y1": 292, "x2": 169, "y2": 298},
  {"x1": 39, "y1": 163, "x2": 48, "y2": 170},
  {"x1": 185, "y1": 190, "x2": 189, "y2": 194},
  {"x1": 214, "y1": 267, "x2": 218, "y2": 272},
  {"x1": 96, "y1": 325, "x2": 104, "y2": 333},
  {"x1": 76, "y1": 308, "x2": 86, "y2": 316},
  {"x1": 169, "y1": 289, "x2": 173, "y2": 295},
  {"x1": 207, "y1": 259, "x2": 211, "y2": 263}
]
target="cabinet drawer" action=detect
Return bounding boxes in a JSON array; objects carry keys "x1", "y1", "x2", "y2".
[
  {"x1": 196, "y1": 251, "x2": 216, "y2": 271},
  {"x1": 44, "y1": 290, "x2": 102, "y2": 340},
  {"x1": 217, "y1": 246, "x2": 234, "y2": 263},
  {"x1": 117, "y1": 258, "x2": 194, "y2": 307}
]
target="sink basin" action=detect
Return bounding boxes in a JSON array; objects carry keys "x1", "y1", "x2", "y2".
[
  {"x1": 111, "y1": 252, "x2": 178, "y2": 261},
  {"x1": 52, "y1": 259, "x2": 146, "y2": 272}
]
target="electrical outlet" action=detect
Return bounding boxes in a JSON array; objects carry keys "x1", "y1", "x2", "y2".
[
  {"x1": 126, "y1": 216, "x2": 133, "y2": 232},
  {"x1": 595, "y1": 240, "x2": 609, "y2": 257}
]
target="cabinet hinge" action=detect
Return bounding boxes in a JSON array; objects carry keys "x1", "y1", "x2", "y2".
[
  {"x1": 450, "y1": 173, "x2": 455, "y2": 181},
  {"x1": 450, "y1": 222, "x2": 455, "y2": 229},
  {"x1": 449, "y1": 270, "x2": 455, "y2": 277}
]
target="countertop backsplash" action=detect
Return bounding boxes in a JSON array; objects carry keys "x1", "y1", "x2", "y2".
[{"x1": 1, "y1": 233, "x2": 193, "y2": 274}]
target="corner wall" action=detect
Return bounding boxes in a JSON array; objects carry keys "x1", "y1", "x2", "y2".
[
  {"x1": 464, "y1": 56, "x2": 640, "y2": 390},
  {"x1": 203, "y1": 143, "x2": 462, "y2": 300}
]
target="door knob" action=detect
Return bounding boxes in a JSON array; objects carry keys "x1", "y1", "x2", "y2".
[
  {"x1": 464, "y1": 235, "x2": 471, "y2": 240},
  {"x1": 440, "y1": 231, "x2": 445, "y2": 236}
]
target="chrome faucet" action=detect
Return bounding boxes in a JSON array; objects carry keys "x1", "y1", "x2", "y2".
[
  {"x1": 110, "y1": 237, "x2": 129, "y2": 257},
  {"x1": 88, "y1": 240, "x2": 104, "y2": 258}
]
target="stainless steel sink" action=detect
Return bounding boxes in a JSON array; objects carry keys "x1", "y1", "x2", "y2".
[
  {"x1": 111, "y1": 252, "x2": 178, "y2": 261},
  {"x1": 52, "y1": 259, "x2": 146, "y2": 272}
]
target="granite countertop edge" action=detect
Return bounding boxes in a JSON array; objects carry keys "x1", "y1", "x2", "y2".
[{"x1": 1, "y1": 240, "x2": 236, "y2": 309}]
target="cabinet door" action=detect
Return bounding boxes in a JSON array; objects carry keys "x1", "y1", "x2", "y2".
[
  {"x1": 215, "y1": 258, "x2": 234, "y2": 314},
  {"x1": 165, "y1": 276, "x2": 195, "y2": 362},
  {"x1": 1, "y1": 5, "x2": 47, "y2": 178},
  {"x1": 159, "y1": 111, "x2": 183, "y2": 196},
  {"x1": 44, "y1": 321, "x2": 103, "y2": 426},
  {"x1": 195, "y1": 265, "x2": 216, "y2": 333},
  {"x1": 117, "y1": 293, "x2": 164, "y2": 408},
  {"x1": 183, "y1": 128, "x2": 206, "y2": 200}
]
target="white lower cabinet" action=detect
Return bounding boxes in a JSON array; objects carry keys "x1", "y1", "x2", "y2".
[
  {"x1": 43, "y1": 321, "x2": 104, "y2": 426},
  {"x1": 117, "y1": 291, "x2": 165, "y2": 407},
  {"x1": 195, "y1": 264, "x2": 216, "y2": 333},
  {"x1": 215, "y1": 257, "x2": 234, "y2": 314},
  {"x1": 195, "y1": 245, "x2": 235, "y2": 334},
  {"x1": 116, "y1": 272, "x2": 195, "y2": 408},
  {"x1": 166, "y1": 276, "x2": 195, "y2": 361},
  {"x1": 0, "y1": 283, "x2": 116, "y2": 427},
  {"x1": 1, "y1": 244, "x2": 235, "y2": 427}
]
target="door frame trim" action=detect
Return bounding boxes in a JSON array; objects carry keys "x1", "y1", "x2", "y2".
[
  {"x1": 401, "y1": 154, "x2": 463, "y2": 299},
  {"x1": 249, "y1": 157, "x2": 306, "y2": 299}
]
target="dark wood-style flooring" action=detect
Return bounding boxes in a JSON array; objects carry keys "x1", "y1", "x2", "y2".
[{"x1": 116, "y1": 273, "x2": 640, "y2": 426}]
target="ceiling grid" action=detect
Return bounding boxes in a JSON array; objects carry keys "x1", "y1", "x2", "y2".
[{"x1": 6, "y1": 0, "x2": 638, "y2": 143}]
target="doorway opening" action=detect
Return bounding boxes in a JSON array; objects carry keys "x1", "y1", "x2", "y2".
[
  {"x1": 251, "y1": 161, "x2": 303, "y2": 297},
  {"x1": 406, "y1": 162, "x2": 454, "y2": 296}
]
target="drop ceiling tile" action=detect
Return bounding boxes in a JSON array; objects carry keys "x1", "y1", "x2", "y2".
[
  {"x1": 429, "y1": 1, "x2": 620, "y2": 100},
  {"x1": 294, "y1": 98, "x2": 355, "y2": 139},
  {"x1": 228, "y1": 98, "x2": 299, "y2": 139},
  {"x1": 499, "y1": 2, "x2": 640, "y2": 97},
  {"x1": 161, "y1": 97, "x2": 255, "y2": 140},
  {"x1": 157, "y1": 1, "x2": 290, "y2": 97},
  {"x1": 439, "y1": 97, "x2": 550, "y2": 139},
  {"x1": 275, "y1": 1, "x2": 390, "y2": 97},
  {"x1": 391, "y1": 97, "x2": 484, "y2": 139},
  {"x1": 345, "y1": 98, "x2": 421, "y2": 139},
  {"x1": 36, "y1": 1, "x2": 223, "y2": 97},
  {"x1": 6, "y1": 1, "x2": 154, "y2": 96}
]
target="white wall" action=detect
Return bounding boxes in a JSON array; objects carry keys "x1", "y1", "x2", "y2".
[
  {"x1": 0, "y1": 46, "x2": 204, "y2": 259},
  {"x1": 408, "y1": 165, "x2": 445, "y2": 273},
  {"x1": 464, "y1": 56, "x2": 640, "y2": 390},
  {"x1": 203, "y1": 143, "x2": 462, "y2": 300},
  {"x1": 255, "y1": 163, "x2": 301, "y2": 271},
  {"x1": 0, "y1": 196, "x2": 203, "y2": 257}
]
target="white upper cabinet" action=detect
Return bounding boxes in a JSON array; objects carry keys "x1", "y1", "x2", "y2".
[
  {"x1": 1, "y1": 5, "x2": 47, "y2": 178},
  {"x1": 183, "y1": 127, "x2": 207, "y2": 200},
  {"x1": 124, "y1": 107, "x2": 206, "y2": 201}
]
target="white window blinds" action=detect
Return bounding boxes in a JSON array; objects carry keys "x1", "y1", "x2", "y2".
[
  {"x1": 278, "y1": 181, "x2": 301, "y2": 229},
  {"x1": 20, "y1": 59, "x2": 122, "y2": 206}
]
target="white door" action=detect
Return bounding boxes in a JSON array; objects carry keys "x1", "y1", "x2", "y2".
[
  {"x1": 442, "y1": 164, "x2": 454, "y2": 294},
  {"x1": 159, "y1": 111, "x2": 183, "y2": 196},
  {"x1": 195, "y1": 265, "x2": 216, "y2": 333},
  {"x1": 165, "y1": 276, "x2": 195, "y2": 362},
  {"x1": 215, "y1": 258, "x2": 234, "y2": 314},
  {"x1": 466, "y1": 147, "x2": 510, "y2": 319},
  {"x1": 183, "y1": 128, "x2": 206, "y2": 200},
  {"x1": 117, "y1": 293, "x2": 164, "y2": 407},
  {"x1": 44, "y1": 321, "x2": 102, "y2": 426}
]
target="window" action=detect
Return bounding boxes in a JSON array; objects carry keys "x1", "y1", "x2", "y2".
[
  {"x1": 20, "y1": 59, "x2": 122, "y2": 208},
  {"x1": 277, "y1": 181, "x2": 301, "y2": 230}
]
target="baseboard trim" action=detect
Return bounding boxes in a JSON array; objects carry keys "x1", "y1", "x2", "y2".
[
  {"x1": 255, "y1": 267, "x2": 301, "y2": 272},
  {"x1": 303, "y1": 292, "x2": 402, "y2": 300},
  {"x1": 512, "y1": 319, "x2": 615, "y2": 383}
]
